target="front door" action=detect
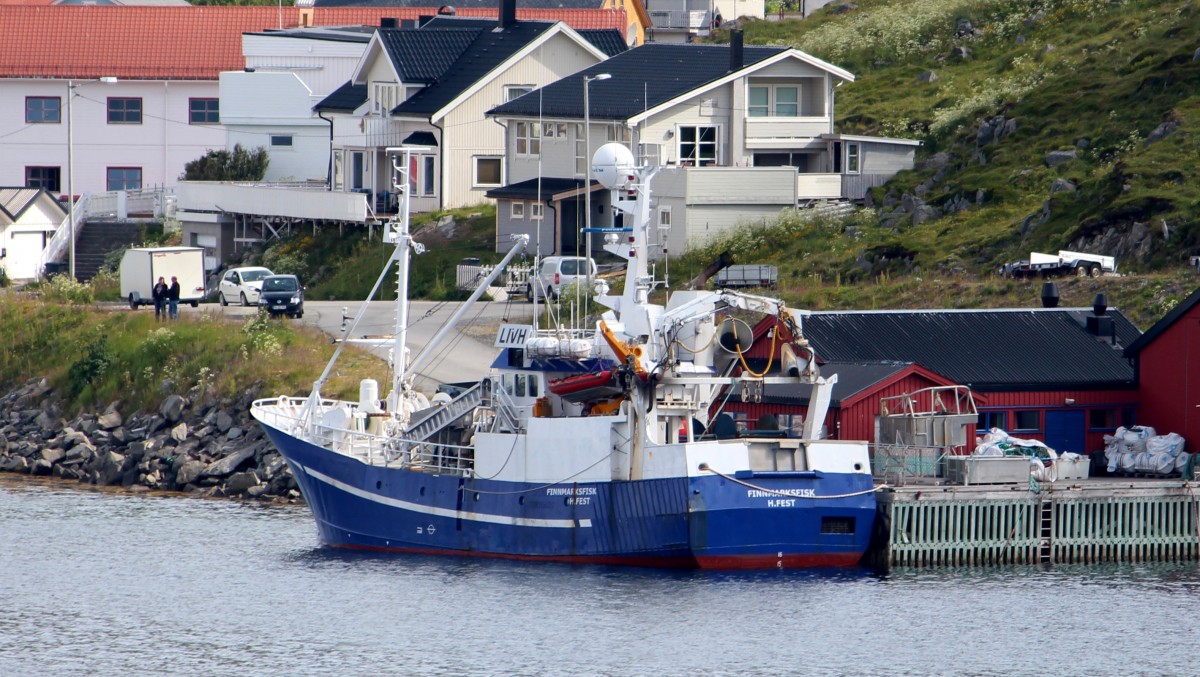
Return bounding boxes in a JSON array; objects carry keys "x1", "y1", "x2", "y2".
[{"x1": 1045, "y1": 410, "x2": 1085, "y2": 455}]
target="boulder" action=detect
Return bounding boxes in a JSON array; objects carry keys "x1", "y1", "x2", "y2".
[
  {"x1": 175, "y1": 459, "x2": 206, "y2": 486},
  {"x1": 1050, "y1": 178, "x2": 1077, "y2": 194},
  {"x1": 170, "y1": 422, "x2": 188, "y2": 443},
  {"x1": 917, "y1": 70, "x2": 939, "y2": 83},
  {"x1": 202, "y1": 446, "x2": 256, "y2": 478},
  {"x1": 223, "y1": 471, "x2": 260, "y2": 496},
  {"x1": 215, "y1": 410, "x2": 234, "y2": 434},
  {"x1": 97, "y1": 411, "x2": 123, "y2": 430},
  {"x1": 1045, "y1": 150, "x2": 1077, "y2": 167},
  {"x1": 34, "y1": 411, "x2": 55, "y2": 432},
  {"x1": 39, "y1": 447, "x2": 65, "y2": 465},
  {"x1": 160, "y1": 395, "x2": 186, "y2": 423},
  {"x1": 1145, "y1": 119, "x2": 1179, "y2": 146},
  {"x1": 226, "y1": 427, "x2": 244, "y2": 441}
]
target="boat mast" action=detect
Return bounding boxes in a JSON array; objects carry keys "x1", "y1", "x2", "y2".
[{"x1": 387, "y1": 146, "x2": 427, "y2": 395}]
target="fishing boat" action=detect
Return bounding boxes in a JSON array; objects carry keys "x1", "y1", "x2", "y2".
[{"x1": 251, "y1": 144, "x2": 879, "y2": 568}]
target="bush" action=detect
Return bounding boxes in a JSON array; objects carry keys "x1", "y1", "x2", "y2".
[
  {"x1": 67, "y1": 333, "x2": 112, "y2": 397},
  {"x1": 0, "y1": 267, "x2": 9, "y2": 288},
  {"x1": 41, "y1": 274, "x2": 94, "y2": 304}
]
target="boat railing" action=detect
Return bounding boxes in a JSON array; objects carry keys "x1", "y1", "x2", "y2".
[{"x1": 487, "y1": 387, "x2": 526, "y2": 433}]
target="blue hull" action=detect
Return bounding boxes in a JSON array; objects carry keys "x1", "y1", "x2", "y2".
[{"x1": 261, "y1": 423, "x2": 877, "y2": 569}]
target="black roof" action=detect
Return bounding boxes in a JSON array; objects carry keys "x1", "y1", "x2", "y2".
[
  {"x1": 484, "y1": 177, "x2": 586, "y2": 200},
  {"x1": 402, "y1": 130, "x2": 439, "y2": 146},
  {"x1": 1124, "y1": 286, "x2": 1200, "y2": 357},
  {"x1": 731, "y1": 361, "x2": 916, "y2": 407},
  {"x1": 313, "y1": 0, "x2": 605, "y2": 7},
  {"x1": 489, "y1": 43, "x2": 788, "y2": 120},
  {"x1": 378, "y1": 27, "x2": 482, "y2": 83},
  {"x1": 315, "y1": 81, "x2": 369, "y2": 111},
  {"x1": 800, "y1": 309, "x2": 1141, "y2": 392},
  {"x1": 577, "y1": 29, "x2": 628, "y2": 58}
]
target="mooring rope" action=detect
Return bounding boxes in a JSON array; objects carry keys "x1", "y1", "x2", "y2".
[{"x1": 699, "y1": 463, "x2": 886, "y2": 499}]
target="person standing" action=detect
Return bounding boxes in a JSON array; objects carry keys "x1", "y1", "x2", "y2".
[
  {"x1": 168, "y1": 276, "x2": 181, "y2": 320},
  {"x1": 152, "y1": 276, "x2": 168, "y2": 321}
]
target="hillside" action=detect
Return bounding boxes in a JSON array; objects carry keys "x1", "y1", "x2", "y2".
[{"x1": 731, "y1": 0, "x2": 1200, "y2": 277}]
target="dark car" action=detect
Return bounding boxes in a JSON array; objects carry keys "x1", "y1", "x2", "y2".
[{"x1": 258, "y1": 275, "x2": 304, "y2": 318}]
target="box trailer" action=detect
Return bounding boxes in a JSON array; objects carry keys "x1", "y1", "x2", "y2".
[
  {"x1": 1002, "y1": 250, "x2": 1117, "y2": 279},
  {"x1": 714, "y1": 264, "x2": 779, "y2": 289},
  {"x1": 119, "y1": 247, "x2": 206, "y2": 309}
]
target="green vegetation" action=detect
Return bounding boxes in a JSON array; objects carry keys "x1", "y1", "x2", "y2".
[
  {"x1": 181, "y1": 144, "x2": 269, "y2": 182},
  {"x1": 728, "y1": 0, "x2": 1200, "y2": 276},
  {"x1": 0, "y1": 291, "x2": 379, "y2": 415}
]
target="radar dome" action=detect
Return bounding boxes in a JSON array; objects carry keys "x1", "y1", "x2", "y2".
[{"x1": 591, "y1": 143, "x2": 637, "y2": 190}]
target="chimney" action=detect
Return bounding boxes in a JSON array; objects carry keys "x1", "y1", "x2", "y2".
[
  {"x1": 729, "y1": 29, "x2": 744, "y2": 72},
  {"x1": 1086, "y1": 292, "x2": 1115, "y2": 338},
  {"x1": 380, "y1": 17, "x2": 398, "y2": 28},
  {"x1": 499, "y1": 0, "x2": 516, "y2": 29},
  {"x1": 1040, "y1": 281, "x2": 1059, "y2": 308}
]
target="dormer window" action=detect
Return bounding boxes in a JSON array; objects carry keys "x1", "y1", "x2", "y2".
[
  {"x1": 748, "y1": 85, "x2": 799, "y2": 117},
  {"x1": 373, "y1": 83, "x2": 400, "y2": 115}
]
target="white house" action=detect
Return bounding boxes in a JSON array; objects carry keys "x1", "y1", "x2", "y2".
[
  {"x1": 314, "y1": 3, "x2": 623, "y2": 213},
  {"x1": 0, "y1": 188, "x2": 68, "y2": 281},
  {"x1": 487, "y1": 32, "x2": 919, "y2": 254}
]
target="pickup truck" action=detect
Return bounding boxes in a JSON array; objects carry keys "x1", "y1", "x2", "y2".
[
  {"x1": 714, "y1": 264, "x2": 778, "y2": 289},
  {"x1": 1002, "y1": 250, "x2": 1116, "y2": 279}
]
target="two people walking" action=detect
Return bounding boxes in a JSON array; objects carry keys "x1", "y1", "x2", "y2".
[{"x1": 152, "y1": 276, "x2": 181, "y2": 321}]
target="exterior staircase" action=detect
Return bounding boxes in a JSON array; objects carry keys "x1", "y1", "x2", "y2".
[
  {"x1": 73, "y1": 221, "x2": 143, "y2": 282},
  {"x1": 402, "y1": 383, "x2": 484, "y2": 444}
]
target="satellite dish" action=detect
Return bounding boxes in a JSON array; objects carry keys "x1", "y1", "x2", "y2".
[{"x1": 591, "y1": 143, "x2": 636, "y2": 190}]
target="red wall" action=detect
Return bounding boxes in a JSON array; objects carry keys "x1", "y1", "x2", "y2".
[
  {"x1": 977, "y1": 389, "x2": 1139, "y2": 453},
  {"x1": 1137, "y1": 303, "x2": 1200, "y2": 446}
]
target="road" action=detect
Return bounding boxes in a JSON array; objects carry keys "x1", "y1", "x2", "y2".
[{"x1": 206, "y1": 299, "x2": 536, "y2": 391}]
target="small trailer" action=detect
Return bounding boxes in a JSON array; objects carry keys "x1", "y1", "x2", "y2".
[
  {"x1": 1002, "y1": 250, "x2": 1116, "y2": 279},
  {"x1": 714, "y1": 264, "x2": 778, "y2": 289},
  {"x1": 119, "y1": 246, "x2": 206, "y2": 309}
]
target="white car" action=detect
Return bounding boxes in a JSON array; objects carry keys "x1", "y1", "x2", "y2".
[
  {"x1": 218, "y1": 266, "x2": 274, "y2": 306},
  {"x1": 527, "y1": 256, "x2": 596, "y2": 302}
]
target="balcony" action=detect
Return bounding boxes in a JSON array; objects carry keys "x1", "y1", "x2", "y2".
[
  {"x1": 744, "y1": 117, "x2": 831, "y2": 146},
  {"x1": 648, "y1": 9, "x2": 710, "y2": 30}
]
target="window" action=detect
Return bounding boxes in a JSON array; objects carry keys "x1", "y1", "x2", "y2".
[
  {"x1": 749, "y1": 85, "x2": 800, "y2": 117},
  {"x1": 515, "y1": 121, "x2": 540, "y2": 156},
  {"x1": 189, "y1": 98, "x2": 219, "y2": 124},
  {"x1": 978, "y1": 411, "x2": 1007, "y2": 432},
  {"x1": 474, "y1": 157, "x2": 502, "y2": 187},
  {"x1": 846, "y1": 142, "x2": 861, "y2": 174},
  {"x1": 271, "y1": 135, "x2": 293, "y2": 148},
  {"x1": 1089, "y1": 408, "x2": 1118, "y2": 431},
  {"x1": 531, "y1": 203, "x2": 543, "y2": 220},
  {"x1": 107, "y1": 97, "x2": 142, "y2": 124},
  {"x1": 422, "y1": 156, "x2": 436, "y2": 197},
  {"x1": 25, "y1": 167, "x2": 61, "y2": 193},
  {"x1": 658, "y1": 207, "x2": 672, "y2": 228},
  {"x1": 607, "y1": 125, "x2": 632, "y2": 143},
  {"x1": 26, "y1": 97, "x2": 61, "y2": 123},
  {"x1": 373, "y1": 83, "x2": 399, "y2": 114},
  {"x1": 1121, "y1": 408, "x2": 1136, "y2": 428},
  {"x1": 1013, "y1": 410, "x2": 1040, "y2": 431},
  {"x1": 106, "y1": 167, "x2": 142, "y2": 191},
  {"x1": 575, "y1": 123, "x2": 586, "y2": 175},
  {"x1": 505, "y1": 85, "x2": 534, "y2": 102},
  {"x1": 678, "y1": 125, "x2": 718, "y2": 165},
  {"x1": 543, "y1": 122, "x2": 567, "y2": 139},
  {"x1": 511, "y1": 202, "x2": 525, "y2": 219}
]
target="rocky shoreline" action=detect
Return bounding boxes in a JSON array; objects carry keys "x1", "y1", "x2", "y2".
[{"x1": 0, "y1": 378, "x2": 300, "y2": 502}]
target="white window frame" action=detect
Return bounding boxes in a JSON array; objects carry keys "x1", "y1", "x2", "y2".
[
  {"x1": 505, "y1": 84, "x2": 535, "y2": 102},
  {"x1": 677, "y1": 125, "x2": 719, "y2": 166},
  {"x1": 748, "y1": 84, "x2": 801, "y2": 117},
  {"x1": 373, "y1": 83, "x2": 399, "y2": 115},
  {"x1": 515, "y1": 121, "x2": 540, "y2": 157},
  {"x1": 846, "y1": 142, "x2": 861, "y2": 175},
  {"x1": 473, "y1": 156, "x2": 503, "y2": 187},
  {"x1": 575, "y1": 123, "x2": 586, "y2": 176},
  {"x1": 421, "y1": 155, "x2": 436, "y2": 197},
  {"x1": 511, "y1": 201, "x2": 525, "y2": 219},
  {"x1": 531, "y1": 202, "x2": 544, "y2": 220},
  {"x1": 657, "y1": 206, "x2": 672, "y2": 228}
]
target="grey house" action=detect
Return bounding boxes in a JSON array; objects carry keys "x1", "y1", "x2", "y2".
[{"x1": 486, "y1": 32, "x2": 918, "y2": 254}]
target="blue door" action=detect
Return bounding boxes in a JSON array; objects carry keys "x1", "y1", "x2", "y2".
[{"x1": 1045, "y1": 410, "x2": 1086, "y2": 455}]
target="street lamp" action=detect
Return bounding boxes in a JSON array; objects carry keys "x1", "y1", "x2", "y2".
[
  {"x1": 583, "y1": 72, "x2": 611, "y2": 298},
  {"x1": 66, "y1": 76, "x2": 117, "y2": 280}
]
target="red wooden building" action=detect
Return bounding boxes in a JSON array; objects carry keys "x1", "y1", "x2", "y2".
[
  {"x1": 730, "y1": 301, "x2": 1142, "y2": 455},
  {"x1": 1124, "y1": 286, "x2": 1200, "y2": 445}
]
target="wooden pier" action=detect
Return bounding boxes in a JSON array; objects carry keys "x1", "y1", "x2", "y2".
[{"x1": 871, "y1": 479, "x2": 1200, "y2": 568}]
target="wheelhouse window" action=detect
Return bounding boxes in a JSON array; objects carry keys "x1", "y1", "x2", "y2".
[
  {"x1": 26, "y1": 166, "x2": 61, "y2": 193},
  {"x1": 678, "y1": 125, "x2": 718, "y2": 165},
  {"x1": 107, "y1": 97, "x2": 142, "y2": 124},
  {"x1": 515, "y1": 121, "x2": 540, "y2": 156},
  {"x1": 474, "y1": 157, "x2": 502, "y2": 187},
  {"x1": 106, "y1": 167, "x2": 142, "y2": 191},
  {"x1": 189, "y1": 98, "x2": 219, "y2": 124},
  {"x1": 26, "y1": 97, "x2": 61, "y2": 123},
  {"x1": 748, "y1": 85, "x2": 799, "y2": 117}
]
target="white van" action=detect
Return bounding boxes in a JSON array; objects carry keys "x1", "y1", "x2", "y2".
[
  {"x1": 119, "y1": 247, "x2": 206, "y2": 309},
  {"x1": 527, "y1": 256, "x2": 596, "y2": 302}
]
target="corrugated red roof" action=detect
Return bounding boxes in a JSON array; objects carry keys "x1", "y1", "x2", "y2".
[{"x1": 0, "y1": 6, "x2": 626, "y2": 80}]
